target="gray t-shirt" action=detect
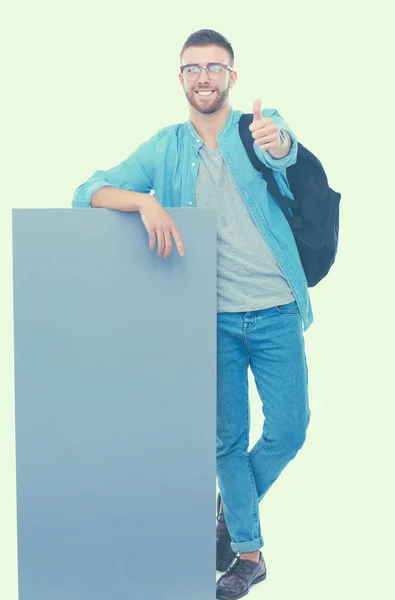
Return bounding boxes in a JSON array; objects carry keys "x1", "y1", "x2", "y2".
[{"x1": 195, "y1": 144, "x2": 294, "y2": 313}]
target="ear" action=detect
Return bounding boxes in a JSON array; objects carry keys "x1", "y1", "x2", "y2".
[
  {"x1": 229, "y1": 70, "x2": 238, "y2": 89},
  {"x1": 179, "y1": 73, "x2": 184, "y2": 86}
]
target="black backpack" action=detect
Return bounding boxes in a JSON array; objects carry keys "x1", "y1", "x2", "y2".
[{"x1": 239, "y1": 113, "x2": 341, "y2": 287}]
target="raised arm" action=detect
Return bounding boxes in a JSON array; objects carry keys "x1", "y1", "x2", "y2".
[{"x1": 249, "y1": 105, "x2": 298, "y2": 172}]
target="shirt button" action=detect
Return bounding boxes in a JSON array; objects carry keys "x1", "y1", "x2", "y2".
[
  {"x1": 196, "y1": 139, "x2": 200, "y2": 143},
  {"x1": 188, "y1": 202, "x2": 193, "y2": 206},
  {"x1": 191, "y1": 162, "x2": 196, "y2": 167}
]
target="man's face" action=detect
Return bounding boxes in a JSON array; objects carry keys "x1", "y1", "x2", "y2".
[{"x1": 179, "y1": 45, "x2": 237, "y2": 115}]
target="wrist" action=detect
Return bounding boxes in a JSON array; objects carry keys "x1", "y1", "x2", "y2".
[
  {"x1": 278, "y1": 129, "x2": 288, "y2": 147},
  {"x1": 268, "y1": 129, "x2": 291, "y2": 159},
  {"x1": 134, "y1": 192, "x2": 153, "y2": 212}
]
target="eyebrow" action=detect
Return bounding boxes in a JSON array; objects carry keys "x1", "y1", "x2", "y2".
[{"x1": 181, "y1": 62, "x2": 226, "y2": 67}]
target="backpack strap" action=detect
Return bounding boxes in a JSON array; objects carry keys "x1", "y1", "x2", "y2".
[{"x1": 239, "y1": 113, "x2": 302, "y2": 230}]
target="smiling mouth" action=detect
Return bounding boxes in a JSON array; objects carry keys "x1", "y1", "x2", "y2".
[{"x1": 195, "y1": 90, "x2": 216, "y2": 96}]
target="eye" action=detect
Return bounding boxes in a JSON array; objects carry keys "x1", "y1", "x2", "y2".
[
  {"x1": 186, "y1": 66, "x2": 200, "y2": 73},
  {"x1": 208, "y1": 64, "x2": 224, "y2": 73}
]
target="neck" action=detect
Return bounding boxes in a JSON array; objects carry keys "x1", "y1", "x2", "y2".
[{"x1": 189, "y1": 103, "x2": 231, "y2": 142}]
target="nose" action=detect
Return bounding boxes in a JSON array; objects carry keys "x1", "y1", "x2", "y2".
[{"x1": 196, "y1": 66, "x2": 210, "y2": 84}]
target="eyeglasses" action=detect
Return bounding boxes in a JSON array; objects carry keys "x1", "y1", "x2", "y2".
[{"x1": 180, "y1": 62, "x2": 234, "y2": 81}]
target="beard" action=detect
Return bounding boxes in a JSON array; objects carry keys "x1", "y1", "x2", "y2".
[{"x1": 184, "y1": 85, "x2": 230, "y2": 115}]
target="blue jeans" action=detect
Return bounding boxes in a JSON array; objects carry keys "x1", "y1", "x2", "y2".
[{"x1": 216, "y1": 300, "x2": 311, "y2": 553}]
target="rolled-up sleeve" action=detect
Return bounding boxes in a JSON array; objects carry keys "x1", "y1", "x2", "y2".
[
  {"x1": 253, "y1": 108, "x2": 298, "y2": 172},
  {"x1": 72, "y1": 133, "x2": 158, "y2": 208}
]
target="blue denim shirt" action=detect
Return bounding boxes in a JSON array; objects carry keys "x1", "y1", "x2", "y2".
[{"x1": 72, "y1": 106, "x2": 313, "y2": 331}]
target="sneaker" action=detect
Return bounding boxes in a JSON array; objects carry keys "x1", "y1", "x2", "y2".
[
  {"x1": 216, "y1": 552, "x2": 267, "y2": 599},
  {"x1": 216, "y1": 492, "x2": 237, "y2": 572}
]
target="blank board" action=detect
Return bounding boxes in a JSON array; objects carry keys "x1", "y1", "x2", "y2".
[{"x1": 12, "y1": 207, "x2": 217, "y2": 600}]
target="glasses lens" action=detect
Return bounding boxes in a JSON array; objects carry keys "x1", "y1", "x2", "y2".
[
  {"x1": 208, "y1": 64, "x2": 226, "y2": 79},
  {"x1": 184, "y1": 66, "x2": 200, "y2": 80}
]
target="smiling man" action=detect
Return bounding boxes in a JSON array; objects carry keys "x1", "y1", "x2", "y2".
[
  {"x1": 181, "y1": 54, "x2": 233, "y2": 117},
  {"x1": 72, "y1": 29, "x2": 312, "y2": 600}
]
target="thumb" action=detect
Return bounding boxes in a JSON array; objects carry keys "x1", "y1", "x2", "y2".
[{"x1": 253, "y1": 99, "x2": 262, "y2": 121}]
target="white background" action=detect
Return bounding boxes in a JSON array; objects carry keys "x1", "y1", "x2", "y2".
[{"x1": 1, "y1": 1, "x2": 394, "y2": 598}]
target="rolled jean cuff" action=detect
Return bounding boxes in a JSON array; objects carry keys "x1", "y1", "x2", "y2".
[{"x1": 231, "y1": 537, "x2": 264, "y2": 553}]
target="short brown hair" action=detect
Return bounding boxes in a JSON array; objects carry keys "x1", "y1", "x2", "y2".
[{"x1": 180, "y1": 29, "x2": 234, "y2": 66}]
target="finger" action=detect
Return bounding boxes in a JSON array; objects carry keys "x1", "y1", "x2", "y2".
[
  {"x1": 171, "y1": 228, "x2": 185, "y2": 256},
  {"x1": 254, "y1": 133, "x2": 279, "y2": 145},
  {"x1": 251, "y1": 128, "x2": 273, "y2": 140},
  {"x1": 249, "y1": 118, "x2": 275, "y2": 133},
  {"x1": 156, "y1": 230, "x2": 165, "y2": 256},
  {"x1": 163, "y1": 229, "x2": 173, "y2": 258},
  {"x1": 148, "y1": 228, "x2": 156, "y2": 251},
  {"x1": 257, "y1": 141, "x2": 277, "y2": 151},
  {"x1": 252, "y1": 99, "x2": 262, "y2": 122}
]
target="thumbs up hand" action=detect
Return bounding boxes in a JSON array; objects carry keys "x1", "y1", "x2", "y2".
[
  {"x1": 248, "y1": 99, "x2": 281, "y2": 152},
  {"x1": 252, "y1": 99, "x2": 263, "y2": 122}
]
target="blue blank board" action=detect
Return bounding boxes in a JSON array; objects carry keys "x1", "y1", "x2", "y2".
[{"x1": 12, "y1": 208, "x2": 217, "y2": 600}]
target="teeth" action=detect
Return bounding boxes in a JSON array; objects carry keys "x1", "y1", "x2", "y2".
[{"x1": 197, "y1": 91, "x2": 214, "y2": 95}]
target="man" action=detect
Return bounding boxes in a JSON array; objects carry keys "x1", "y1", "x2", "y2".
[{"x1": 73, "y1": 29, "x2": 312, "y2": 600}]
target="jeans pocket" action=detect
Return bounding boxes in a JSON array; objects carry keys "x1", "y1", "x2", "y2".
[{"x1": 273, "y1": 300, "x2": 299, "y2": 314}]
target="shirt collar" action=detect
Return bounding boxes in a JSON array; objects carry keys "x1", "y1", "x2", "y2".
[{"x1": 187, "y1": 106, "x2": 234, "y2": 147}]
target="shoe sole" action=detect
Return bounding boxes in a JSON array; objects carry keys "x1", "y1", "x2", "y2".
[{"x1": 216, "y1": 572, "x2": 267, "y2": 600}]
